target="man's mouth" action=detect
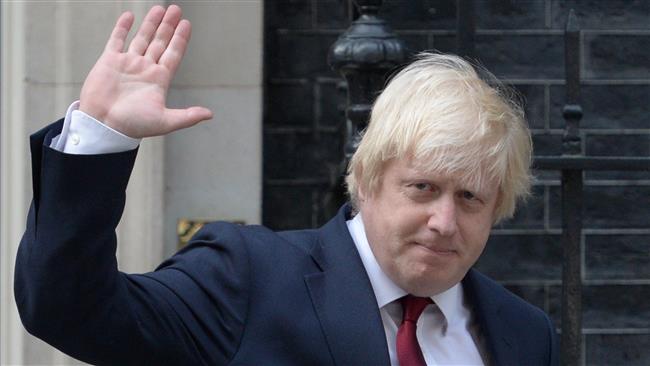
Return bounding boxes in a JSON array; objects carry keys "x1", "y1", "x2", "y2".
[{"x1": 413, "y1": 241, "x2": 457, "y2": 255}]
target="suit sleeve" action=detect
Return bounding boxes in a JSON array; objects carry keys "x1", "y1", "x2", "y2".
[
  {"x1": 546, "y1": 312, "x2": 560, "y2": 366},
  {"x1": 14, "y1": 121, "x2": 248, "y2": 366}
]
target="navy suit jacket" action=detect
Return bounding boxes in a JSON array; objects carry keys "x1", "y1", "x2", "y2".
[{"x1": 15, "y1": 120, "x2": 558, "y2": 366}]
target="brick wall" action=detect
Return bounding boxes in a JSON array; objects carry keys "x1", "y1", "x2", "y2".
[{"x1": 264, "y1": 1, "x2": 649, "y2": 364}]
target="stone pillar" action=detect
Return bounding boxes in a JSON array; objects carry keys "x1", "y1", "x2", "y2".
[
  {"x1": 1, "y1": 2, "x2": 28, "y2": 364},
  {"x1": 2, "y1": 2, "x2": 165, "y2": 363},
  {"x1": 164, "y1": 0, "x2": 263, "y2": 256}
]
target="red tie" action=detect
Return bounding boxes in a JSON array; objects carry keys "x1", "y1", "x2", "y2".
[{"x1": 397, "y1": 295, "x2": 432, "y2": 366}]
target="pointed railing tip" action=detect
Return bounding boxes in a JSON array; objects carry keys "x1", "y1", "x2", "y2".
[{"x1": 566, "y1": 9, "x2": 580, "y2": 32}]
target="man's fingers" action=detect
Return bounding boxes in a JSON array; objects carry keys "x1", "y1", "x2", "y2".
[
  {"x1": 127, "y1": 5, "x2": 166, "y2": 55},
  {"x1": 144, "y1": 4, "x2": 182, "y2": 62},
  {"x1": 105, "y1": 11, "x2": 134, "y2": 53},
  {"x1": 162, "y1": 106, "x2": 213, "y2": 133},
  {"x1": 158, "y1": 19, "x2": 191, "y2": 75}
]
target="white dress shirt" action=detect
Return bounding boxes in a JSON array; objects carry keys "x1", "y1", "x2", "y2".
[
  {"x1": 53, "y1": 102, "x2": 486, "y2": 365},
  {"x1": 347, "y1": 214, "x2": 486, "y2": 365},
  {"x1": 51, "y1": 101, "x2": 139, "y2": 154}
]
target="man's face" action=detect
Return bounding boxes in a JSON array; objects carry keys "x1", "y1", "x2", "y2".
[{"x1": 358, "y1": 157, "x2": 499, "y2": 296}]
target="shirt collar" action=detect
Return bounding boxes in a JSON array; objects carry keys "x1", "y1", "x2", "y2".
[{"x1": 347, "y1": 213, "x2": 467, "y2": 327}]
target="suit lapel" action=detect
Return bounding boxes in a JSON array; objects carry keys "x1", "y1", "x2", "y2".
[
  {"x1": 304, "y1": 205, "x2": 390, "y2": 366},
  {"x1": 303, "y1": 208, "x2": 522, "y2": 366},
  {"x1": 463, "y1": 269, "x2": 519, "y2": 366}
]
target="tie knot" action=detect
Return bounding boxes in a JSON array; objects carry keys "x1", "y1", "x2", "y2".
[{"x1": 401, "y1": 295, "x2": 432, "y2": 323}]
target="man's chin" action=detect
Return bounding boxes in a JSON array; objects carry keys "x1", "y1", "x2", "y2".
[{"x1": 398, "y1": 270, "x2": 460, "y2": 297}]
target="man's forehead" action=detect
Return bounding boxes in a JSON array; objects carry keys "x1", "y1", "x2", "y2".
[{"x1": 399, "y1": 156, "x2": 500, "y2": 194}]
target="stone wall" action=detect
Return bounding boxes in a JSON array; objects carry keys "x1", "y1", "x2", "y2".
[{"x1": 263, "y1": 1, "x2": 650, "y2": 364}]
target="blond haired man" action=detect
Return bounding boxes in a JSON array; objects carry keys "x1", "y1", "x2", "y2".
[{"x1": 16, "y1": 5, "x2": 557, "y2": 366}]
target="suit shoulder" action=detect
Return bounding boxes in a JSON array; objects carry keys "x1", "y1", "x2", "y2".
[
  {"x1": 190, "y1": 221, "x2": 273, "y2": 244},
  {"x1": 179, "y1": 221, "x2": 317, "y2": 258},
  {"x1": 466, "y1": 269, "x2": 551, "y2": 324},
  {"x1": 465, "y1": 270, "x2": 559, "y2": 365}
]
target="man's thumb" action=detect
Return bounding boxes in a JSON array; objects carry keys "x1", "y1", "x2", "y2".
[{"x1": 162, "y1": 106, "x2": 214, "y2": 133}]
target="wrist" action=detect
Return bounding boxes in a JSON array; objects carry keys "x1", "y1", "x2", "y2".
[{"x1": 78, "y1": 100, "x2": 108, "y2": 125}]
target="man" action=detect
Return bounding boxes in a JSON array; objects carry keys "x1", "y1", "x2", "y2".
[{"x1": 15, "y1": 5, "x2": 558, "y2": 366}]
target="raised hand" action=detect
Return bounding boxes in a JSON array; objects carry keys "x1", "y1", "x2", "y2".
[{"x1": 79, "y1": 5, "x2": 213, "y2": 138}]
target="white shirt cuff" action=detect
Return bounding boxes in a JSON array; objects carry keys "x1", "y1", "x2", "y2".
[{"x1": 50, "y1": 101, "x2": 141, "y2": 154}]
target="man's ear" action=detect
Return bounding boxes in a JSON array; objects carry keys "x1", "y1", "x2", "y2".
[
  {"x1": 355, "y1": 165, "x2": 367, "y2": 202},
  {"x1": 358, "y1": 185, "x2": 366, "y2": 202},
  {"x1": 491, "y1": 189, "x2": 503, "y2": 225}
]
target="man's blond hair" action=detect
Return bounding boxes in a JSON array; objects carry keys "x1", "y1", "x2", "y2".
[{"x1": 346, "y1": 52, "x2": 532, "y2": 223}]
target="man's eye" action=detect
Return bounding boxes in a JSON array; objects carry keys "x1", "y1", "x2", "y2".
[
  {"x1": 462, "y1": 191, "x2": 477, "y2": 201},
  {"x1": 413, "y1": 183, "x2": 432, "y2": 191}
]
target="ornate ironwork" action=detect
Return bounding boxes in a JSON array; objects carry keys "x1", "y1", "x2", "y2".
[{"x1": 325, "y1": 0, "x2": 407, "y2": 215}]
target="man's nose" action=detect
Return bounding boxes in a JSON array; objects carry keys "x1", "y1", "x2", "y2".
[{"x1": 426, "y1": 195, "x2": 458, "y2": 237}]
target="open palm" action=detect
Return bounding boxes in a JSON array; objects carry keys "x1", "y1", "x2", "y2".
[{"x1": 79, "y1": 5, "x2": 212, "y2": 138}]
